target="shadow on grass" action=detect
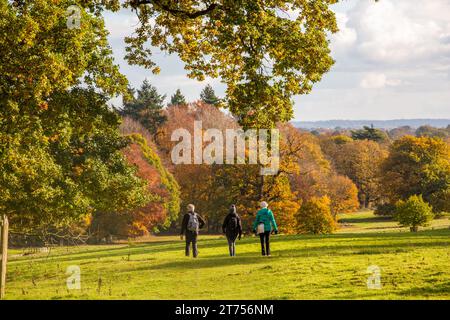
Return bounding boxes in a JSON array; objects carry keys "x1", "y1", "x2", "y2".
[
  {"x1": 10, "y1": 229, "x2": 450, "y2": 266},
  {"x1": 338, "y1": 216, "x2": 393, "y2": 224},
  {"x1": 398, "y1": 281, "x2": 450, "y2": 297},
  {"x1": 120, "y1": 239, "x2": 450, "y2": 272}
]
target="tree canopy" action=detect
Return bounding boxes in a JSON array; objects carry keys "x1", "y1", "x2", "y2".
[
  {"x1": 351, "y1": 125, "x2": 388, "y2": 142},
  {"x1": 382, "y1": 136, "x2": 450, "y2": 213},
  {"x1": 82, "y1": 0, "x2": 340, "y2": 128},
  {"x1": 0, "y1": 0, "x2": 149, "y2": 233}
]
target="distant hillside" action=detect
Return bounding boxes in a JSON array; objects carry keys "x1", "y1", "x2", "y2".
[{"x1": 292, "y1": 119, "x2": 450, "y2": 130}]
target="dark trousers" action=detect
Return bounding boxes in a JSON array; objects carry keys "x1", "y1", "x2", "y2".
[
  {"x1": 226, "y1": 233, "x2": 238, "y2": 256},
  {"x1": 185, "y1": 231, "x2": 198, "y2": 258},
  {"x1": 259, "y1": 231, "x2": 271, "y2": 256}
]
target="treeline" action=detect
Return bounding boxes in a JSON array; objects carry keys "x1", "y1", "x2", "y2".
[
  {"x1": 4, "y1": 69, "x2": 450, "y2": 245},
  {"x1": 2, "y1": 1, "x2": 448, "y2": 246},
  {"x1": 10, "y1": 77, "x2": 450, "y2": 244},
  {"x1": 317, "y1": 125, "x2": 450, "y2": 231},
  {"x1": 35, "y1": 80, "x2": 360, "y2": 241},
  {"x1": 90, "y1": 81, "x2": 448, "y2": 239},
  {"x1": 310, "y1": 124, "x2": 450, "y2": 142}
]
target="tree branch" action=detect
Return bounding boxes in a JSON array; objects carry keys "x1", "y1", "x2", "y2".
[{"x1": 130, "y1": 0, "x2": 220, "y2": 19}]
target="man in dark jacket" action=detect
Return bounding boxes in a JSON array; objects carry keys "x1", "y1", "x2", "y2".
[
  {"x1": 222, "y1": 204, "x2": 243, "y2": 257},
  {"x1": 180, "y1": 204, "x2": 205, "y2": 258}
]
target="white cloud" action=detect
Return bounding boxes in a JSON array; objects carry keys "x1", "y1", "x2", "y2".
[
  {"x1": 102, "y1": 1, "x2": 450, "y2": 120},
  {"x1": 347, "y1": 0, "x2": 450, "y2": 65},
  {"x1": 331, "y1": 13, "x2": 357, "y2": 54},
  {"x1": 360, "y1": 72, "x2": 386, "y2": 89},
  {"x1": 104, "y1": 11, "x2": 139, "y2": 39},
  {"x1": 360, "y1": 73, "x2": 403, "y2": 89}
]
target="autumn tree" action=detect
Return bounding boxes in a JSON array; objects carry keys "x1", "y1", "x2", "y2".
[
  {"x1": 296, "y1": 196, "x2": 336, "y2": 234},
  {"x1": 120, "y1": 80, "x2": 167, "y2": 137},
  {"x1": 213, "y1": 164, "x2": 300, "y2": 234},
  {"x1": 157, "y1": 102, "x2": 238, "y2": 231},
  {"x1": 382, "y1": 136, "x2": 450, "y2": 213},
  {"x1": 0, "y1": 0, "x2": 148, "y2": 236},
  {"x1": 319, "y1": 174, "x2": 359, "y2": 217},
  {"x1": 83, "y1": 0, "x2": 339, "y2": 128},
  {"x1": 388, "y1": 126, "x2": 414, "y2": 140},
  {"x1": 200, "y1": 84, "x2": 220, "y2": 106},
  {"x1": 157, "y1": 103, "x2": 300, "y2": 233},
  {"x1": 321, "y1": 138, "x2": 388, "y2": 208},
  {"x1": 90, "y1": 128, "x2": 180, "y2": 241},
  {"x1": 416, "y1": 125, "x2": 449, "y2": 139},
  {"x1": 279, "y1": 125, "x2": 358, "y2": 217}
]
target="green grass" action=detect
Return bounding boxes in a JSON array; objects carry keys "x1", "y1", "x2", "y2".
[
  {"x1": 337, "y1": 210, "x2": 450, "y2": 233},
  {"x1": 4, "y1": 212, "x2": 450, "y2": 300}
]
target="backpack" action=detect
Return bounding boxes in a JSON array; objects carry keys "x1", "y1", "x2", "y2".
[
  {"x1": 187, "y1": 212, "x2": 199, "y2": 232},
  {"x1": 228, "y1": 215, "x2": 239, "y2": 232}
]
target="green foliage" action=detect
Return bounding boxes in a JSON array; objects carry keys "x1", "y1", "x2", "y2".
[
  {"x1": 415, "y1": 125, "x2": 449, "y2": 139},
  {"x1": 351, "y1": 125, "x2": 388, "y2": 142},
  {"x1": 331, "y1": 135, "x2": 353, "y2": 145},
  {"x1": 200, "y1": 84, "x2": 220, "y2": 106},
  {"x1": 1, "y1": 88, "x2": 150, "y2": 231},
  {"x1": 395, "y1": 195, "x2": 434, "y2": 232},
  {"x1": 296, "y1": 196, "x2": 336, "y2": 234},
  {"x1": 169, "y1": 89, "x2": 187, "y2": 106},
  {"x1": 104, "y1": 0, "x2": 340, "y2": 128},
  {"x1": 121, "y1": 80, "x2": 167, "y2": 136},
  {"x1": 0, "y1": 0, "x2": 128, "y2": 107},
  {"x1": 0, "y1": 1, "x2": 148, "y2": 233},
  {"x1": 382, "y1": 136, "x2": 450, "y2": 213}
]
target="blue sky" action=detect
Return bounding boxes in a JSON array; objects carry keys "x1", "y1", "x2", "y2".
[{"x1": 103, "y1": 0, "x2": 450, "y2": 121}]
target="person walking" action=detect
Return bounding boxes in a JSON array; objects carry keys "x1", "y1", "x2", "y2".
[
  {"x1": 252, "y1": 201, "x2": 278, "y2": 256},
  {"x1": 180, "y1": 204, "x2": 205, "y2": 258},
  {"x1": 222, "y1": 204, "x2": 243, "y2": 257}
]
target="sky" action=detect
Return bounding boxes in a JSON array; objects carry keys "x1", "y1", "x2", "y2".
[{"x1": 103, "y1": 0, "x2": 450, "y2": 121}]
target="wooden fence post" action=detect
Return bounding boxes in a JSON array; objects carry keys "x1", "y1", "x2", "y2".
[{"x1": 0, "y1": 214, "x2": 9, "y2": 300}]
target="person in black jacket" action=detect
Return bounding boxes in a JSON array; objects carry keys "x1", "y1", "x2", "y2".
[
  {"x1": 180, "y1": 204, "x2": 205, "y2": 258},
  {"x1": 222, "y1": 204, "x2": 243, "y2": 257}
]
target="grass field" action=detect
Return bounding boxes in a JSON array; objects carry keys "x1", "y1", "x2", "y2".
[{"x1": 4, "y1": 211, "x2": 450, "y2": 300}]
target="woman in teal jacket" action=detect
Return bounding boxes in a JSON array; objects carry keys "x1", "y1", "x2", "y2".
[{"x1": 252, "y1": 201, "x2": 278, "y2": 256}]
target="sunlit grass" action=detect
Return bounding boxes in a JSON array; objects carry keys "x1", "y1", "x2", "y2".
[
  {"x1": 5, "y1": 212, "x2": 450, "y2": 300},
  {"x1": 338, "y1": 210, "x2": 450, "y2": 233}
]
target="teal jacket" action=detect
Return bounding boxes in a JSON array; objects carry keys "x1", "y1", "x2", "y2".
[{"x1": 252, "y1": 208, "x2": 278, "y2": 233}]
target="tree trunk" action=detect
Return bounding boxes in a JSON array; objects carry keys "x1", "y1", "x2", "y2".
[
  {"x1": 410, "y1": 226, "x2": 418, "y2": 232},
  {"x1": 259, "y1": 173, "x2": 265, "y2": 201},
  {"x1": 0, "y1": 214, "x2": 9, "y2": 300}
]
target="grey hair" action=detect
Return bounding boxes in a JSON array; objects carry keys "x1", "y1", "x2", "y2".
[
  {"x1": 260, "y1": 201, "x2": 268, "y2": 208},
  {"x1": 187, "y1": 204, "x2": 195, "y2": 211}
]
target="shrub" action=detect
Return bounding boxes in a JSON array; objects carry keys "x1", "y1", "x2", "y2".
[
  {"x1": 374, "y1": 203, "x2": 396, "y2": 217},
  {"x1": 296, "y1": 196, "x2": 337, "y2": 234},
  {"x1": 395, "y1": 195, "x2": 434, "y2": 232}
]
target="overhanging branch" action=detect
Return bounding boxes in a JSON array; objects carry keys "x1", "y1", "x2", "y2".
[{"x1": 129, "y1": 0, "x2": 220, "y2": 19}]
